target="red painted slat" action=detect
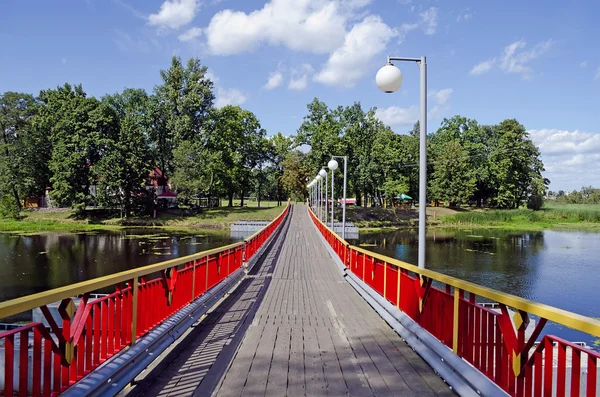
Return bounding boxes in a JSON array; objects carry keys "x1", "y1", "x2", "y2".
[
  {"x1": 33, "y1": 327, "x2": 42, "y2": 397},
  {"x1": 18, "y1": 329, "x2": 29, "y2": 397},
  {"x1": 5, "y1": 334, "x2": 14, "y2": 396}
]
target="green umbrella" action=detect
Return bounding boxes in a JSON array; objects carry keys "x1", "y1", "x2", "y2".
[{"x1": 399, "y1": 194, "x2": 412, "y2": 200}]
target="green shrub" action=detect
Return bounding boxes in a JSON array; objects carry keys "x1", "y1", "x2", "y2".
[
  {"x1": 0, "y1": 195, "x2": 21, "y2": 219},
  {"x1": 527, "y1": 195, "x2": 544, "y2": 211}
]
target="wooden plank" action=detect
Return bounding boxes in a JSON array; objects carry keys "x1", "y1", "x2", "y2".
[{"x1": 265, "y1": 326, "x2": 291, "y2": 396}]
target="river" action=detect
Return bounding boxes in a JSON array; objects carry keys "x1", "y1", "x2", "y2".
[
  {"x1": 1, "y1": 227, "x2": 598, "y2": 346},
  {"x1": 351, "y1": 228, "x2": 600, "y2": 347},
  {"x1": 0, "y1": 229, "x2": 236, "y2": 302}
]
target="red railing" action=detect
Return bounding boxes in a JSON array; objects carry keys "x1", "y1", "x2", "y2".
[
  {"x1": 308, "y1": 205, "x2": 600, "y2": 397},
  {"x1": 0, "y1": 202, "x2": 289, "y2": 396}
]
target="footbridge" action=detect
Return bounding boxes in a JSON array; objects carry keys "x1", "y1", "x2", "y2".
[{"x1": 1, "y1": 203, "x2": 599, "y2": 396}]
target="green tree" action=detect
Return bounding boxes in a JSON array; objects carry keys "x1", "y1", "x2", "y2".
[
  {"x1": 269, "y1": 132, "x2": 295, "y2": 205},
  {"x1": 95, "y1": 89, "x2": 154, "y2": 216},
  {"x1": 429, "y1": 140, "x2": 475, "y2": 206},
  {"x1": 280, "y1": 151, "x2": 311, "y2": 201},
  {"x1": 0, "y1": 92, "x2": 38, "y2": 209},
  {"x1": 37, "y1": 84, "x2": 118, "y2": 212},
  {"x1": 489, "y1": 119, "x2": 545, "y2": 208},
  {"x1": 207, "y1": 105, "x2": 265, "y2": 206},
  {"x1": 150, "y1": 56, "x2": 214, "y2": 179}
]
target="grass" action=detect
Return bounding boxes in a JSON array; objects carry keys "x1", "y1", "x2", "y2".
[
  {"x1": 0, "y1": 204, "x2": 285, "y2": 233},
  {"x1": 441, "y1": 203, "x2": 600, "y2": 230}
]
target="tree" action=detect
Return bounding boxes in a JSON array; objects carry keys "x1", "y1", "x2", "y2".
[
  {"x1": 489, "y1": 119, "x2": 545, "y2": 208},
  {"x1": 280, "y1": 151, "x2": 311, "y2": 201},
  {"x1": 95, "y1": 89, "x2": 154, "y2": 216},
  {"x1": 207, "y1": 105, "x2": 265, "y2": 206},
  {"x1": 269, "y1": 132, "x2": 294, "y2": 205},
  {"x1": 0, "y1": 92, "x2": 38, "y2": 209},
  {"x1": 429, "y1": 140, "x2": 475, "y2": 206},
  {"x1": 149, "y1": 56, "x2": 214, "y2": 179},
  {"x1": 37, "y1": 84, "x2": 119, "y2": 212}
]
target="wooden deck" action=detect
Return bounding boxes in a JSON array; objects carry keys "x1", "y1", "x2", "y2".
[{"x1": 126, "y1": 205, "x2": 453, "y2": 397}]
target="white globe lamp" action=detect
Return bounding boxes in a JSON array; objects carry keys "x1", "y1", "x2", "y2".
[
  {"x1": 319, "y1": 169, "x2": 327, "y2": 178},
  {"x1": 376, "y1": 62, "x2": 403, "y2": 93},
  {"x1": 328, "y1": 159, "x2": 338, "y2": 171}
]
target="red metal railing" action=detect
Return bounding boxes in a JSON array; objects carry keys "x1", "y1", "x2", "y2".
[
  {"x1": 0, "y1": 202, "x2": 289, "y2": 396},
  {"x1": 308, "y1": 205, "x2": 600, "y2": 397}
]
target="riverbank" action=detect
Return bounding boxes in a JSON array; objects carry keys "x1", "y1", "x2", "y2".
[
  {"x1": 345, "y1": 204, "x2": 600, "y2": 232},
  {"x1": 0, "y1": 204, "x2": 285, "y2": 233}
]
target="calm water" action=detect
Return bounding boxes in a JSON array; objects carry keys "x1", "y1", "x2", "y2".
[
  {"x1": 0, "y1": 230, "x2": 236, "y2": 302},
  {"x1": 351, "y1": 229, "x2": 600, "y2": 346}
]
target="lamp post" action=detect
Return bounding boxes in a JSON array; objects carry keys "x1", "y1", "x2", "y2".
[
  {"x1": 376, "y1": 55, "x2": 427, "y2": 270},
  {"x1": 319, "y1": 168, "x2": 328, "y2": 224},
  {"x1": 329, "y1": 156, "x2": 347, "y2": 239},
  {"x1": 316, "y1": 174, "x2": 322, "y2": 219}
]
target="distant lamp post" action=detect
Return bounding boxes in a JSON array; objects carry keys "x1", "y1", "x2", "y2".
[
  {"x1": 376, "y1": 56, "x2": 427, "y2": 270},
  {"x1": 319, "y1": 168, "x2": 328, "y2": 223},
  {"x1": 328, "y1": 157, "x2": 348, "y2": 238},
  {"x1": 316, "y1": 174, "x2": 322, "y2": 219}
]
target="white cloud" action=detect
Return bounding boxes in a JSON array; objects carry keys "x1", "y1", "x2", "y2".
[
  {"x1": 289, "y1": 75, "x2": 309, "y2": 90},
  {"x1": 469, "y1": 39, "x2": 553, "y2": 78},
  {"x1": 470, "y1": 59, "x2": 495, "y2": 75},
  {"x1": 264, "y1": 71, "x2": 284, "y2": 90},
  {"x1": 456, "y1": 11, "x2": 472, "y2": 22},
  {"x1": 314, "y1": 15, "x2": 396, "y2": 87},
  {"x1": 289, "y1": 64, "x2": 313, "y2": 90},
  {"x1": 61, "y1": 57, "x2": 68, "y2": 64},
  {"x1": 375, "y1": 106, "x2": 419, "y2": 127},
  {"x1": 399, "y1": 7, "x2": 439, "y2": 39},
  {"x1": 205, "y1": 0, "x2": 369, "y2": 55},
  {"x1": 178, "y1": 27, "x2": 203, "y2": 41},
  {"x1": 376, "y1": 88, "x2": 453, "y2": 127},
  {"x1": 215, "y1": 87, "x2": 247, "y2": 108},
  {"x1": 580, "y1": 61, "x2": 588, "y2": 68},
  {"x1": 430, "y1": 88, "x2": 452, "y2": 106},
  {"x1": 420, "y1": 7, "x2": 438, "y2": 35},
  {"x1": 113, "y1": 0, "x2": 146, "y2": 20},
  {"x1": 207, "y1": 70, "x2": 248, "y2": 108},
  {"x1": 148, "y1": 0, "x2": 200, "y2": 30},
  {"x1": 528, "y1": 129, "x2": 600, "y2": 190},
  {"x1": 595, "y1": 67, "x2": 600, "y2": 80}
]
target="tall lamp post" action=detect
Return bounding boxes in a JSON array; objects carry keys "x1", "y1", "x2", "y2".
[
  {"x1": 328, "y1": 156, "x2": 348, "y2": 238},
  {"x1": 319, "y1": 168, "x2": 328, "y2": 223},
  {"x1": 316, "y1": 174, "x2": 322, "y2": 219},
  {"x1": 376, "y1": 56, "x2": 427, "y2": 270}
]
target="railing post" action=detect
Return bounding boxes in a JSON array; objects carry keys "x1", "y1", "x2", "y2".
[
  {"x1": 131, "y1": 277, "x2": 139, "y2": 344},
  {"x1": 453, "y1": 287, "x2": 461, "y2": 354}
]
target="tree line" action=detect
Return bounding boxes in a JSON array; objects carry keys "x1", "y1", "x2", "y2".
[
  {"x1": 285, "y1": 98, "x2": 547, "y2": 209},
  {"x1": 0, "y1": 57, "x2": 295, "y2": 218},
  {"x1": 549, "y1": 187, "x2": 600, "y2": 204},
  {"x1": 0, "y1": 56, "x2": 547, "y2": 219}
]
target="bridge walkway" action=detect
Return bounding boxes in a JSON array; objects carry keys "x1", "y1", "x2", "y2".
[{"x1": 125, "y1": 205, "x2": 452, "y2": 397}]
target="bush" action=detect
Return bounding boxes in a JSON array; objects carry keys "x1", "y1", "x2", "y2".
[
  {"x1": 0, "y1": 195, "x2": 21, "y2": 219},
  {"x1": 527, "y1": 195, "x2": 544, "y2": 211}
]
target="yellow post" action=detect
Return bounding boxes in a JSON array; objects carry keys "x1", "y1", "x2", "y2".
[
  {"x1": 453, "y1": 287, "x2": 460, "y2": 354},
  {"x1": 131, "y1": 277, "x2": 139, "y2": 344}
]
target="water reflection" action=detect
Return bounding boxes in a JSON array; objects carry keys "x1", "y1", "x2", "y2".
[
  {"x1": 352, "y1": 228, "x2": 600, "y2": 344},
  {"x1": 0, "y1": 230, "x2": 236, "y2": 301}
]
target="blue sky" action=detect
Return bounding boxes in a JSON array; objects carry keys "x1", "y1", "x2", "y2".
[{"x1": 2, "y1": 0, "x2": 599, "y2": 191}]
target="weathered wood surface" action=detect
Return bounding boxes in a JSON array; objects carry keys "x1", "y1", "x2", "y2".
[{"x1": 130, "y1": 205, "x2": 453, "y2": 397}]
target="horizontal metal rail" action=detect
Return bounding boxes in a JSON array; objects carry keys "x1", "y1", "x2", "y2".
[
  {"x1": 0, "y1": 202, "x2": 290, "y2": 397},
  {"x1": 307, "y1": 204, "x2": 600, "y2": 397}
]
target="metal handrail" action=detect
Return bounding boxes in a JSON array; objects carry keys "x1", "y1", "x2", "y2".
[
  {"x1": 0, "y1": 203, "x2": 289, "y2": 320},
  {"x1": 307, "y1": 204, "x2": 600, "y2": 338}
]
